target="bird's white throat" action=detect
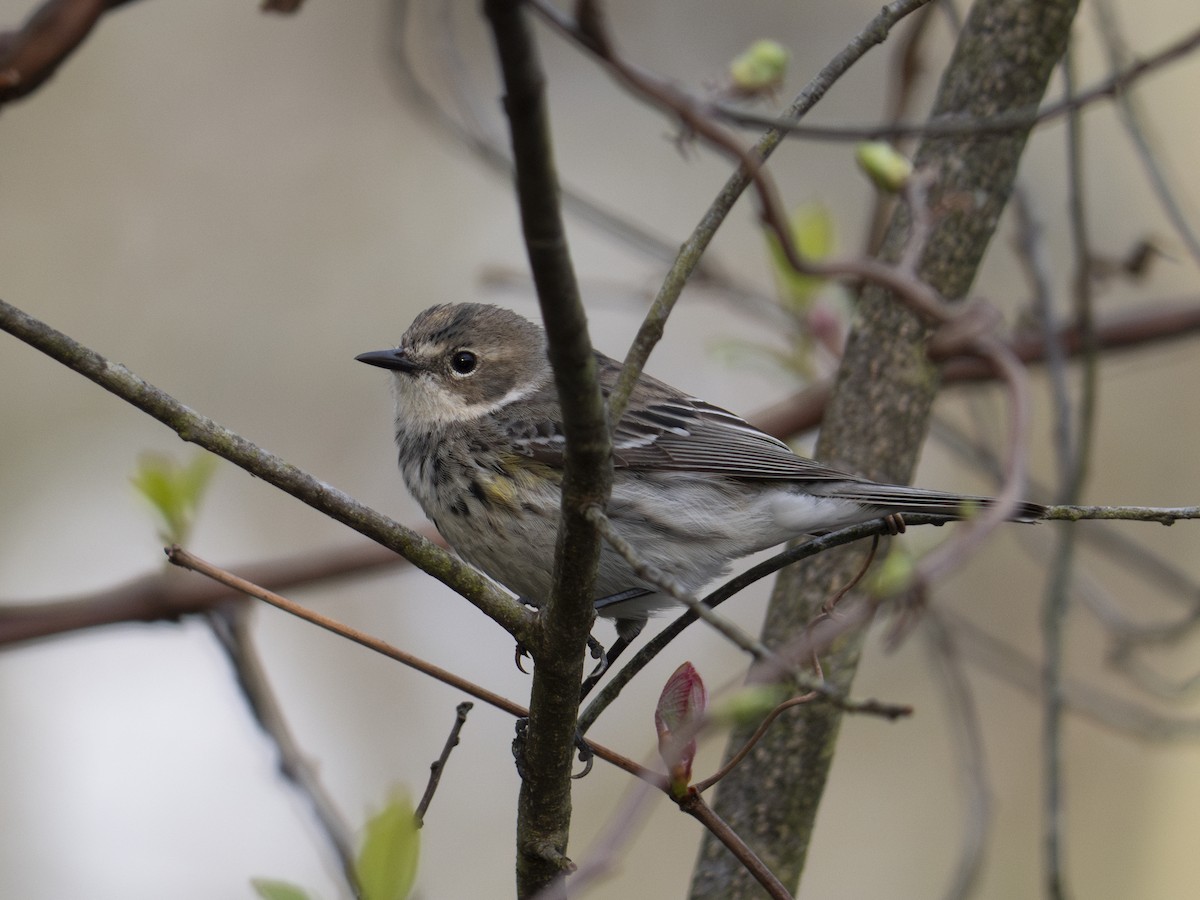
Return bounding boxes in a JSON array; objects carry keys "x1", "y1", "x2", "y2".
[{"x1": 390, "y1": 371, "x2": 540, "y2": 427}]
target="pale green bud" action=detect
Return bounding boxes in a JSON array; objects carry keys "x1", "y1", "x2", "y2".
[{"x1": 855, "y1": 141, "x2": 914, "y2": 192}]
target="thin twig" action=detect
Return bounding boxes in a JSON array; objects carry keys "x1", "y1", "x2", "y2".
[
  {"x1": 1063, "y1": 52, "x2": 1100, "y2": 505},
  {"x1": 710, "y1": 24, "x2": 1200, "y2": 143},
  {"x1": 415, "y1": 702, "x2": 473, "y2": 827},
  {"x1": 923, "y1": 612, "x2": 991, "y2": 900},
  {"x1": 1012, "y1": 190, "x2": 1075, "y2": 484},
  {"x1": 1041, "y1": 505, "x2": 1200, "y2": 524},
  {"x1": 167, "y1": 546, "x2": 528, "y2": 717},
  {"x1": 1041, "y1": 48, "x2": 1099, "y2": 899},
  {"x1": 692, "y1": 696, "x2": 815, "y2": 794},
  {"x1": 204, "y1": 605, "x2": 361, "y2": 898},
  {"x1": 678, "y1": 791, "x2": 793, "y2": 900},
  {"x1": 584, "y1": 504, "x2": 772, "y2": 663}
]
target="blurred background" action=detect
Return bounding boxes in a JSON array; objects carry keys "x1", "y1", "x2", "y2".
[{"x1": 1, "y1": 0, "x2": 1199, "y2": 897}]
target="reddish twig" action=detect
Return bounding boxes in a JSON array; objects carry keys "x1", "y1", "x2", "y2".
[
  {"x1": 164, "y1": 545, "x2": 654, "y2": 781},
  {"x1": 678, "y1": 791, "x2": 793, "y2": 899},
  {"x1": 692, "y1": 696, "x2": 815, "y2": 794},
  {"x1": 166, "y1": 545, "x2": 529, "y2": 717}
]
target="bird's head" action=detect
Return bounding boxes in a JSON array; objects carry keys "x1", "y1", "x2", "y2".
[{"x1": 356, "y1": 303, "x2": 551, "y2": 427}]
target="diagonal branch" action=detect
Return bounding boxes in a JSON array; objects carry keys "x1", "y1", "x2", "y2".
[
  {"x1": 204, "y1": 604, "x2": 361, "y2": 897},
  {"x1": 0, "y1": 297, "x2": 534, "y2": 643}
]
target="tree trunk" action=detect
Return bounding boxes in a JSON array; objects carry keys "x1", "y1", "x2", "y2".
[{"x1": 690, "y1": 0, "x2": 1080, "y2": 895}]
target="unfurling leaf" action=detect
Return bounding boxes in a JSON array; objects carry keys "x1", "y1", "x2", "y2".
[
  {"x1": 655, "y1": 662, "x2": 707, "y2": 797},
  {"x1": 356, "y1": 788, "x2": 420, "y2": 900},
  {"x1": 855, "y1": 141, "x2": 914, "y2": 193},
  {"x1": 729, "y1": 39, "x2": 790, "y2": 96},
  {"x1": 130, "y1": 451, "x2": 218, "y2": 545}
]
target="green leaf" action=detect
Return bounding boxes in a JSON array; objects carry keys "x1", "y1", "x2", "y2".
[
  {"x1": 356, "y1": 789, "x2": 420, "y2": 900},
  {"x1": 765, "y1": 202, "x2": 835, "y2": 311},
  {"x1": 250, "y1": 879, "x2": 315, "y2": 900},
  {"x1": 130, "y1": 451, "x2": 218, "y2": 544}
]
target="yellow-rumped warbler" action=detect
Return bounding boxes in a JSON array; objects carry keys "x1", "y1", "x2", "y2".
[{"x1": 357, "y1": 303, "x2": 1044, "y2": 640}]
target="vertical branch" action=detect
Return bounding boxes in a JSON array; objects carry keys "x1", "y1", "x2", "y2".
[
  {"x1": 923, "y1": 612, "x2": 992, "y2": 900},
  {"x1": 1041, "y1": 45, "x2": 1098, "y2": 900},
  {"x1": 692, "y1": 0, "x2": 1080, "y2": 896},
  {"x1": 1013, "y1": 190, "x2": 1074, "y2": 484},
  {"x1": 483, "y1": 1, "x2": 612, "y2": 896}
]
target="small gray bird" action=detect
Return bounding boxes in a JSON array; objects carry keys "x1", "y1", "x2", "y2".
[{"x1": 358, "y1": 303, "x2": 1044, "y2": 641}]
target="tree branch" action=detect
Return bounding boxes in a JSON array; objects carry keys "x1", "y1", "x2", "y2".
[
  {"x1": 483, "y1": 1, "x2": 611, "y2": 894},
  {"x1": 0, "y1": 297, "x2": 534, "y2": 643}
]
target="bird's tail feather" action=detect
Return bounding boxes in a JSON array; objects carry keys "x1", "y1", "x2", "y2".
[{"x1": 826, "y1": 483, "x2": 1046, "y2": 523}]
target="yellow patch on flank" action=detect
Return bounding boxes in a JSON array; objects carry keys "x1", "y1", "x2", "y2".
[
  {"x1": 501, "y1": 455, "x2": 564, "y2": 486},
  {"x1": 476, "y1": 470, "x2": 520, "y2": 509}
]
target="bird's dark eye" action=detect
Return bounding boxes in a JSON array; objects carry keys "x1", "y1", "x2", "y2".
[{"x1": 450, "y1": 350, "x2": 478, "y2": 375}]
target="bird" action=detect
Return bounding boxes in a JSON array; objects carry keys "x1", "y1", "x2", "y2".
[{"x1": 357, "y1": 303, "x2": 1045, "y2": 643}]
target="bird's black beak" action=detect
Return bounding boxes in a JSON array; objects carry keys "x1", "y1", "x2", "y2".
[{"x1": 355, "y1": 347, "x2": 420, "y2": 373}]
